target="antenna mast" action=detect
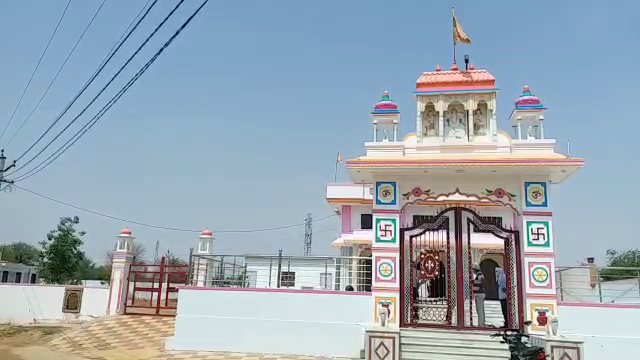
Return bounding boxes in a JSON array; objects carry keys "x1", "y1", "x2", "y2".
[{"x1": 303, "y1": 213, "x2": 312, "y2": 256}]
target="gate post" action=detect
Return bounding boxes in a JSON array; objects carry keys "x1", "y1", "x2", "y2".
[
  {"x1": 371, "y1": 181, "x2": 401, "y2": 327},
  {"x1": 194, "y1": 228, "x2": 215, "y2": 287},
  {"x1": 107, "y1": 227, "x2": 135, "y2": 315}
]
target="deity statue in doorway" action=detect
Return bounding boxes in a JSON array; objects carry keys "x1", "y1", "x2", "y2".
[
  {"x1": 445, "y1": 108, "x2": 467, "y2": 140},
  {"x1": 423, "y1": 109, "x2": 438, "y2": 137},
  {"x1": 473, "y1": 108, "x2": 488, "y2": 136}
]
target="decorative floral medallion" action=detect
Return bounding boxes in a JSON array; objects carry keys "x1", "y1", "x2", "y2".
[
  {"x1": 483, "y1": 188, "x2": 516, "y2": 202},
  {"x1": 402, "y1": 187, "x2": 433, "y2": 200},
  {"x1": 419, "y1": 250, "x2": 440, "y2": 280},
  {"x1": 375, "y1": 256, "x2": 396, "y2": 282}
]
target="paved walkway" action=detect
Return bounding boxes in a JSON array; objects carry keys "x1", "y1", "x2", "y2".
[{"x1": 47, "y1": 315, "x2": 339, "y2": 360}]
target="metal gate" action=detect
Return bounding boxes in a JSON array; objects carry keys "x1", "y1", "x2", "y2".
[
  {"x1": 400, "y1": 206, "x2": 523, "y2": 330},
  {"x1": 124, "y1": 257, "x2": 189, "y2": 316}
]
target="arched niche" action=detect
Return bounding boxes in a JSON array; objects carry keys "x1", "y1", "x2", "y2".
[
  {"x1": 473, "y1": 101, "x2": 489, "y2": 136},
  {"x1": 444, "y1": 102, "x2": 467, "y2": 140},
  {"x1": 422, "y1": 103, "x2": 438, "y2": 137}
]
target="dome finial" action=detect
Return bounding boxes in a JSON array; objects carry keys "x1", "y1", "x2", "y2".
[
  {"x1": 523, "y1": 85, "x2": 532, "y2": 96},
  {"x1": 381, "y1": 90, "x2": 390, "y2": 101}
]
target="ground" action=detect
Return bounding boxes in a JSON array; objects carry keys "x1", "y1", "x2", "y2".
[{"x1": 0, "y1": 316, "x2": 344, "y2": 360}]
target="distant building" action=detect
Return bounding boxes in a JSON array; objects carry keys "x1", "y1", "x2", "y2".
[{"x1": 0, "y1": 261, "x2": 39, "y2": 284}]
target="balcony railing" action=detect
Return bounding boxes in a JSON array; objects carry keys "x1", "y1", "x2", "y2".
[
  {"x1": 189, "y1": 254, "x2": 372, "y2": 292},
  {"x1": 556, "y1": 266, "x2": 640, "y2": 304}
]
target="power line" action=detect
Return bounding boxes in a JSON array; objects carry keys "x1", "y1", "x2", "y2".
[
  {"x1": 4, "y1": 0, "x2": 107, "y2": 148},
  {"x1": 9, "y1": 0, "x2": 184, "y2": 175},
  {"x1": 11, "y1": 0, "x2": 196, "y2": 180},
  {"x1": 12, "y1": 184, "x2": 335, "y2": 234},
  {"x1": 0, "y1": 0, "x2": 72, "y2": 143},
  {"x1": 12, "y1": 0, "x2": 159, "y2": 164}
]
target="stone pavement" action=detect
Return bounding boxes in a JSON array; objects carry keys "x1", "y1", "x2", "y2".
[{"x1": 47, "y1": 315, "x2": 344, "y2": 360}]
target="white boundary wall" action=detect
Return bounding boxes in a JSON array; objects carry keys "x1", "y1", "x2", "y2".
[
  {"x1": 559, "y1": 303, "x2": 640, "y2": 359},
  {"x1": 166, "y1": 287, "x2": 373, "y2": 358},
  {"x1": 0, "y1": 284, "x2": 109, "y2": 324}
]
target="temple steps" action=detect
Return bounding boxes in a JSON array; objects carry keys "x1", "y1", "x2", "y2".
[{"x1": 401, "y1": 328, "x2": 510, "y2": 360}]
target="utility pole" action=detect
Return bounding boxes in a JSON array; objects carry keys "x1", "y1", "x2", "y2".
[
  {"x1": 303, "y1": 213, "x2": 312, "y2": 256},
  {"x1": 154, "y1": 240, "x2": 160, "y2": 263},
  {"x1": 0, "y1": 149, "x2": 16, "y2": 192}
]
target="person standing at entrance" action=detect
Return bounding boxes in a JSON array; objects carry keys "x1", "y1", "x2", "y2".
[
  {"x1": 472, "y1": 266, "x2": 485, "y2": 326},
  {"x1": 496, "y1": 267, "x2": 508, "y2": 327}
]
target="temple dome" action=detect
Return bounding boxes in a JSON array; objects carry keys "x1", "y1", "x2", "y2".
[
  {"x1": 514, "y1": 85, "x2": 545, "y2": 109},
  {"x1": 371, "y1": 91, "x2": 399, "y2": 114}
]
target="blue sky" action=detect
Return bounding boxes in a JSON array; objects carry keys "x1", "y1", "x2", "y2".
[{"x1": 0, "y1": 0, "x2": 638, "y2": 265}]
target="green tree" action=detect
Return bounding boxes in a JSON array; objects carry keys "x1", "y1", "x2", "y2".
[
  {"x1": 600, "y1": 249, "x2": 640, "y2": 281},
  {"x1": 0, "y1": 242, "x2": 41, "y2": 265},
  {"x1": 38, "y1": 216, "x2": 87, "y2": 284}
]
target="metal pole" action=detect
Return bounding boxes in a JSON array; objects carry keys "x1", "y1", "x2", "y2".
[
  {"x1": 268, "y1": 257, "x2": 273, "y2": 288},
  {"x1": 558, "y1": 270, "x2": 564, "y2": 301},
  {"x1": 276, "y1": 249, "x2": 283, "y2": 288},
  {"x1": 598, "y1": 281, "x2": 603, "y2": 303},
  {"x1": 187, "y1": 247, "x2": 193, "y2": 285}
]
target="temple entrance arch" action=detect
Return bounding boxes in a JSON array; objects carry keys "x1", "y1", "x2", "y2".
[{"x1": 399, "y1": 206, "x2": 523, "y2": 330}]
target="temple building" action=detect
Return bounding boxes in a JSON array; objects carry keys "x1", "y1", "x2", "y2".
[{"x1": 326, "y1": 62, "x2": 584, "y2": 332}]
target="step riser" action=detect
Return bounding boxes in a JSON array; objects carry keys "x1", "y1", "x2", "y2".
[
  {"x1": 401, "y1": 328, "x2": 510, "y2": 360},
  {"x1": 401, "y1": 340, "x2": 508, "y2": 350}
]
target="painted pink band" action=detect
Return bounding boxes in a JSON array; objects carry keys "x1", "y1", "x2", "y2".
[
  {"x1": 524, "y1": 252, "x2": 556, "y2": 257},
  {"x1": 183, "y1": 286, "x2": 372, "y2": 296},
  {"x1": 523, "y1": 211, "x2": 553, "y2": 217},
  {"x1": 559, "y1": 302, "x2": 640, "y2": 309},
  {"x1": 526, "y1": 293, "x2": 557, "y2": 299},
  {"x1": 371, "y1": 247, "x2": 400, "y2": 252},
  {"x1": 373, "y1": 209, "x2": 402, "y2": 214},
  {"x1": 0, "y1": 283, "x2": 106, "y2": 289},
  {"x1": 372, "y1": 286, "x2": 400, "y2": 292}
]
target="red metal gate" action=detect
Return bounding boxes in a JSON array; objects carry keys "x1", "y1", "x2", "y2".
[
  {"x1": 124, "y1": 257, "x2": 189, "y2": 316},
  {"x1": 400, "y1": 206, "x2": 524, "y2": 330}
]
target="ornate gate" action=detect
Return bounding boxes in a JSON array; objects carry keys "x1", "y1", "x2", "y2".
[
  {"x1": 400, "y1": 206, "x2": 523, "y2": 329},
  {"x1": 124, "y1": 257, "x2": 189, "y2": 316}
]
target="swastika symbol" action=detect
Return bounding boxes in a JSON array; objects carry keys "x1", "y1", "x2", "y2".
[
  {"x1": 530, "y1": 226, "x2": 547, "y2": 242},
  {"x1": 379, "y1": 223, "x2": 394, "y2": 238}
]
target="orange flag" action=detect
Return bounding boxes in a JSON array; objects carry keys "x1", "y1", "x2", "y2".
[{"x1": 453, "y1": 8, "x2": 472, "y2": 44}]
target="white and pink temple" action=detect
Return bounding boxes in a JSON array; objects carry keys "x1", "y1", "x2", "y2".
[{"x1": 162, "y1": 61, "x2": 589, "y2": 359}]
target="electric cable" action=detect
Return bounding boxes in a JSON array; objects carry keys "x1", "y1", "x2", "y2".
[
  {"x1": 0, "y1": 0, "x2": 72, "y2": 143},
  {"x1": 12, "y1": 0, "x2": 159, "y2": 163},
  {"x1": 4, "y1": 0, "x2": 107, "y2": 148},
  {"x1": 13, "y1": 184, "x2": 335, "y2": 234}
]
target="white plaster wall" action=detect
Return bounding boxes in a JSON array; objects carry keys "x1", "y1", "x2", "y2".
[
  {"x1": 0, "y1": 284, "x2": 109, "y2": 324},
  {"x1": 246, "y1": 257, "x2": 338, "y2": 290},
  {"x1": 166, "y1": 288, "x2": 373, "y2": 357},
  {"x1": 559, "y1": 304, "x2": 640, "y2": 359}
]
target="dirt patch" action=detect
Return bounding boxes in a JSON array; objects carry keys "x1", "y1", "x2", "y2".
[{"x1": 0, "y1": 325, "x2": 68, "y2": 360}]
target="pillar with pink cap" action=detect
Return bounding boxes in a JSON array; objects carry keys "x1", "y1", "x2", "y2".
[
  {"x1": 194, "y1": 228, "x2": 215, "y2": 287},
  {"x1": 107, "y1": 227, "x2": 135, "y2": 315}
]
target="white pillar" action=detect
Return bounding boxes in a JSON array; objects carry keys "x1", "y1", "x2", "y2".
[
  {"x1": 107, "y1": 227, "x2": 134, "y2": 315},
  {"x1": 373, "y1": 120, "x2": 378, "y2": 142},
  {"x1": 539, "y1": 116, "x2": 545, "y2": 139},
  {"x1": 392, "y1": 120, "x2": 398, "y2": 141},
  {"x1": 516, "y1": 118, "x2": 522, "y2": 140},
  {"x1": 416, "y1": 102, "x2": 422, "y2": 142},
  {"x1": 439, "y1": 113, "x2": 445, "y2": 141},
  {"x1": 195, "y1": 229, "x2": 215, "y2": 287},
  {"x1": 468, "y1": 110, "x2": 474, "y2": 142}
]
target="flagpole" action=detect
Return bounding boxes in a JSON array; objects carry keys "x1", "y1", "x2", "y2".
[
  {"x1": 334, "y1": 160, "x2": 338, "y2": 182},
  {"x1": 452, "y1": 7, "x2": 456, "y2": 64}
]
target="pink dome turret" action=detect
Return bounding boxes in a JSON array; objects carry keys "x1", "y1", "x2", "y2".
[
  {"x1": 119, "y1": 227, "x2": 132, "y2": 237},
  {"x1": 514, "y1": 85, "x2": 546, "y2": 110},
  {"x1": 371, "y1": 91, "x2": 400, "y2": 114}
]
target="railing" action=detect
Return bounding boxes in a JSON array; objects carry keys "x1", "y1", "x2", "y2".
[
  {"x1": 556, "y1": 266, "x2": 640, "y2": 304},
  {"x1": 189, "y1": 254, "x2": 372, "y2": 292}
]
